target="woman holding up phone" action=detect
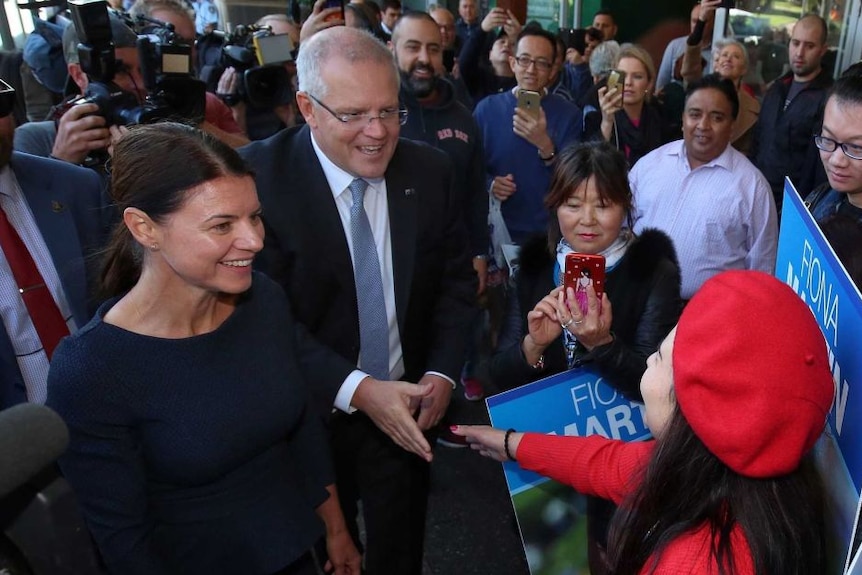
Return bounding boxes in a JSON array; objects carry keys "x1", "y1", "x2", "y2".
[
  {"x1": 589, "y1": 44, "x2": 672, "y2": 166},
  {"x1": 488, "y1": 142, "x2": 681, "y2": 573},
  {"x1": 490, "y1": 142, "x2": 680, "y2": 395},
  {"x1": 460, "y1": 270, "x2": 831, "y2": 574}
]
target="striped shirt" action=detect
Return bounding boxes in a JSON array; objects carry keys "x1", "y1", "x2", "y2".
[
  {"x1": 0, "y1": 166, "x2": 76, "y2": 404},
  {"x1": 630, "y1": 140, "x2": 778, "y2": 300}
]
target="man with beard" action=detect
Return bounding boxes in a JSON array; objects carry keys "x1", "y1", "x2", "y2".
[
  {"x1": 391, "y1": 12, "x2": 489, "y2": 405},
  {"x1": 391, "y1": 12, "x2": 488, "y2": 292},
  {"x1": 751, "y1": 14, "x2": 832, "y2": 212},
  {"x1": 0, "y1": 77, "x2": 109, "y2": 408}
]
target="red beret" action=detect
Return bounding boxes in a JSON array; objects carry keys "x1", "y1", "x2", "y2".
[{"x1": 674, "y1": 271, "x2": 834, "y2": 478}]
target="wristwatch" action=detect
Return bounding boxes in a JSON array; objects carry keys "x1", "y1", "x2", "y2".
[{"x1": 538, "y1": 147, "x2": 556, "y2": 162}]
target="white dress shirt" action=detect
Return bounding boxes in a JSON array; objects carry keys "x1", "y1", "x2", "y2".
[
  {"x1": 630, "y1": 140, "x2": 778, "y2": 300},
  {"x1": 311, "y1": 134, "x2": 405, "y2": 412},
  {"x1": 0, "y1": 166, "x2": 77, "y2": 403}
]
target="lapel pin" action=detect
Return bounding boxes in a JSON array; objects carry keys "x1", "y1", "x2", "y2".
[
  {"x1": 51, "y1": 201, "x2": 65, "y2": 213},
  {"x1": 404, "y1": 188, "x2": 416, "y2": 197}
]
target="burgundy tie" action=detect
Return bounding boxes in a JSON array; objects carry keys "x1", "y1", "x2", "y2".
[{"x1": 0, "y1": 205, "x2": 70, "y2": 359}]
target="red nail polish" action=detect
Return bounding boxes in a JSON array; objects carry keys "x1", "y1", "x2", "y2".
[{"x1": 450, "y1": 425, "x2": 458, "y2": 431}]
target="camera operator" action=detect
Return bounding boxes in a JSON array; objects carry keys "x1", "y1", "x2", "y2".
[
  {"x1": 128, "y1": 0, "x2": 248, "y2": 144},
  {"x1": 14, "y1": 11, "x2": 144, "y2": 167},
  {"x1": 215, "y1": 14, "x2": 300, "y2": 140}
]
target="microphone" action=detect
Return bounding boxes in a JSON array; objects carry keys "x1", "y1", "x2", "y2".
[{"x1": 0, "y1": 403, "x2": 69, "y2": 499}]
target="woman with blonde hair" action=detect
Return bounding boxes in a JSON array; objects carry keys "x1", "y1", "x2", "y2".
[
  {"x1": 682, "y1": 0, "x2": 760, "y2": 153},
  {"x1": 591, "y1": 44, "x2": 671, "y2": 166}
]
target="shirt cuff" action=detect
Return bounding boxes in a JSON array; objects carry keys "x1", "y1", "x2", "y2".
[
  {"x1": 334, "y1": 370, "x2": 368, "y2": 413},
  {"x1": 426, "y1": 371, "x2": 457, "y2": 389}
]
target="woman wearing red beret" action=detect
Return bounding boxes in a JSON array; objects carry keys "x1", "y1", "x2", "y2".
[{"x1": 455, "y1": 270, "x2": 833, "y2": 574}]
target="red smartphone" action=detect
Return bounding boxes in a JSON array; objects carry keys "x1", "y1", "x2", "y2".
[
  {"x1": 322, "y1": 0, "x2": 344, "y2": 23},
  {"x1": 564, "y1": 253, "x2": 606, "y2": 316}
]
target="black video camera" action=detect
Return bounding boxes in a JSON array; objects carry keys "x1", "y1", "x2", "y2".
[
  {"x1": 67, "y1": 0, "x2": 205, "y2": 126},
  {"x1": 220, "y1": 24, "x2": 294, "y2": 109}
]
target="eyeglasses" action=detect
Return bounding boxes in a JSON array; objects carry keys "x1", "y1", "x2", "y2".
[
  {"x1": 513, "y1": 55, "x2": 553, "y2": 72},
  {"x1": 814, "y1": 135, "x2": 862, "y2": 160},
  {"x1": 307, "y1": 93, "x2": 408, "y2": 127},
  {"x1": 0, "y1": 79, "x2": 15, "y2": 119}
]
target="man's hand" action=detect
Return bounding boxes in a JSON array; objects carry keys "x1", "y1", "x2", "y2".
[
  {"x1": 300, "y1": 0, "x2": 344, "y2": 43},
  {"x1": 472, "y1": 256, "x2": 488, "y2": 295},
  {"x1": 698, "y1": 0, "x2": 722, "y2": 22},
  {"x1": 51, "y1": 102, "x2": 111, "y2": 164},
  {"x1": 481, "y1": 7, "x2": 521, "y2": 36},
  {"x1": 491, "y1": 174, "x2": 516, "y2": 200},
  {"x1": 351, "y1": 377, "x2": 434, "y2": 461},
  {"x1": 415, "y1": 374, "x2": 453, "y2": 431},
  {"x1": 481, "y1": 7, "x2": 507, "y2": 31},
  {"x1": 513, "y1": 106, "x2": 553, "y2": 153}
]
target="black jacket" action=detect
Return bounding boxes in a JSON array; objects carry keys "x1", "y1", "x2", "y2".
[
  {"x1": 400, "y1": 79, "x2": 489, "y2": 257},
  {"x1": 458, "y1": 27, "x2": 518, "y2": 105},
  {"x1": 490, "y1": 229, "x2": 682, "y2": 400},
  {"x1": 750, "y1": 68, "x2": 832, "y2": 208}
]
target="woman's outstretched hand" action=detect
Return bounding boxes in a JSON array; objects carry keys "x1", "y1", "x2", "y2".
[{"x1": 450, "y1": 425, "x2": 525, "y2": 463}]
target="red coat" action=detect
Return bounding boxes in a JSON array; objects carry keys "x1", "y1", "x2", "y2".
[{"x1": 518, "y1": 434, "x2": 755, "y2": 574}]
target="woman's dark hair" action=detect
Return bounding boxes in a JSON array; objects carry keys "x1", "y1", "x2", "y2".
[
  {"x1": 607, "y1": 404, "x2": 826, "y2": 575},
  {"x1": 685, "y1": 73, "x2": 740, "y2": 120},
  {"x1": 544, "y1": 142, "x2": 634, "y2": 253},
  {"x1": 345, "y1": 2, "x2": 387, "y2": 42},
  {"x1": 99, "y1": 122, "x2": 254, "y2": 299}
]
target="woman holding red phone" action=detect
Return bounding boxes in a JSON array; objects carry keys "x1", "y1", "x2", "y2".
[{"x1": 488, "y1": 141, "x2": 682, "y2": 573}]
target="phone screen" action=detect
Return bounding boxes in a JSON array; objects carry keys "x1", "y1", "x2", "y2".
[{"x1": 564, "y1": 254, "x2": 606, "y2": 316}]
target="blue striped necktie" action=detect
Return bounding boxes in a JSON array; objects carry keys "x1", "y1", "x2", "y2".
[{"x1": 349, "y1": 178, "x2": 390, "y2": 380}]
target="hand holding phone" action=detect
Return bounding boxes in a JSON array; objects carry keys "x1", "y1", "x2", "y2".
[
  {"x1": 516, "y1": 89, "x2": 541, "y2": 120},
  {"x1": 322, "y1": 0, "x2": 344, "y2": 23},
  {"x1": 563, "y1": 253, "x2": 606, "y2": 316},
  {"x1": 605, "y1": 69, "x2": 626, "y2": 92}
]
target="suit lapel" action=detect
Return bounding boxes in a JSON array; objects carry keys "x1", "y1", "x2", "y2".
[
  {"x1": 12, "y1": 157, "x2": 88, "y2": 325},
  {"x1": 385, "y1": 149, "x2": 417, "y2": 331},
  {"x1": 292, "y1": 128, "x2": 356, "y2": 294}
]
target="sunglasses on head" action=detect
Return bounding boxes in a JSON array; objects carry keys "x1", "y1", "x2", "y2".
[{"x1": 0, "y1": 79, "x2": 15, "y2": 118}]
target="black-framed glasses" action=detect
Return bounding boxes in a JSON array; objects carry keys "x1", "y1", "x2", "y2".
[
  {"x1": 513, "y1": 55, "x2": 552, "y2": 72},
  {"x1": 306, "y1": 93, "x2": 408, "y2": 127},
  {"x1": 814, "y1": 135, "x2": 862, "y2": 160},
  {"x1": 0, "y1": 79, "x2": 15, "y2": 119}
]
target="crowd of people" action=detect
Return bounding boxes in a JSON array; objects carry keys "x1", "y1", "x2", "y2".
[{"x1": 1, "y1": 0, "x2": 861, "y2": 573}]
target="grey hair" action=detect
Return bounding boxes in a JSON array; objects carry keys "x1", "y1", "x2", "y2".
[
  {"x1": 713, "y1": 38, "x2": 749, "y2": 71},
  {"x1": 589, "y1": 40, "x2": 620, "y2": 78},
  {"x1": 296, "y1": 27, "x2": 399, "y2": 99}
]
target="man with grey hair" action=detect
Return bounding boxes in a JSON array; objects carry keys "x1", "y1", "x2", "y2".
[{"x1": 239, "y1": 26, "x2": 476, "y2": 575}]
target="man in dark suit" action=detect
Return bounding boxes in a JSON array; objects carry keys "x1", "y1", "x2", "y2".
[
  {"x1": 0, "y1": 80, "x2": 109, "y2": 409},
  {"x1": 239, "y1": 26, "x2": 476, "y2": 575}
]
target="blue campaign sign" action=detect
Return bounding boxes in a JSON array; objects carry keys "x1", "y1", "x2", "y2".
[
  {"x1": 776, "y1": 180, "x2": 862, "y2": 572},
  {"x1": 486, "y1": 367, "x2": 651, "y2": 495},
  {"x1": 776, "y1": 180, "x2": 862, "y2": 492}
]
